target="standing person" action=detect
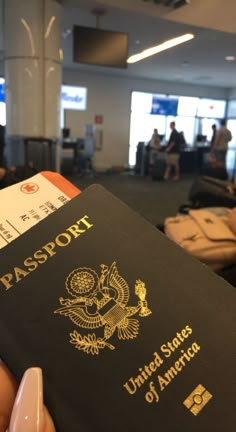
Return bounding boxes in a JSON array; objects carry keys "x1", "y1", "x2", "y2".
[
  {"x1": 210, "y1": 124, "x2": 217, "y2": 150},
  {"x1": 179, "y1": 131, "x2": 187, "y2": 149},
  {"x1": 211, "y1": 119, "x2": 232, "y2": 168},
  {"x1": 164, "y1": 121, "x2": 180, "y2": 181},
  {"x1": 149, "y1": 128, "x2": 161, "y2": 167}
]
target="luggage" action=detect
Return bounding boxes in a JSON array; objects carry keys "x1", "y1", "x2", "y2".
[
  {"x1": 164, "y1": 208, "x2": 236, "y2": 271},
  {"x1": 202, "y1": 163, "x2": 228, "y2": 180},
  {"x1": 217, "y1": 264, "x2": 236, "y2": 288},
  {"x1": 202, "y1": 152, "x2": 228, "y2": 180},
  {"x1": 24, "y1": 137, "x2": 55, "y2": 171},
  {"x1": 151, "y1": 154, "x2": 166, "y2": 181},
  {"x1": 188, "y1": 176, "x2": 236, "y2": 208},
  {"x1": 135, "y1": 142, "x2": 145, "y2": 175}
]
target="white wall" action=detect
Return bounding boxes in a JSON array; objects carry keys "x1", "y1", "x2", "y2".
[
  {"x1": 228, "y1": 87, "x2": 236, "y2": 99},
  {"x1": 64, "y1": 68, "x2": 229, "y2": 170}
]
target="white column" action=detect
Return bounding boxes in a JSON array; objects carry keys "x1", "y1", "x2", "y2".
[{"x1": 3, "y1": 0, "x2": 62, "y2": 168}]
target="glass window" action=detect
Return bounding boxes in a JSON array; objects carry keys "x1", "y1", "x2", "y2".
[
  {"x1": 129, "y1": 112, "x2": 166, "y2": 166},
  {"x1": 226, "y1": 118, "x2": 236, "y2": 175},
  {"x1": 0, "y1": 102, "x2": 6, "y2": 126},
  {"x1": 177, "y1": 96, "x2": 199, "y2": 117},
  {"x1": 197, "y1": 99, "x2": 226, "y2": 118},
  {"x1": 226, "y1": 119, "x2": 236, "y2": 148},
  {"x1": 129, "y1": 92, "x2": 228, "y2": 165},
  {"x1": 201, "y1": 118, "x2": 220, "y2": 142},
  {"x1": 175, "y1": 116, "x2": 196, "y2": 146},
  {"x1": 227, "y1": 100, "x2": 236, "y2": 118},
  {"x1": 131, "y1": 92, "x2": 153, "y2": 114}
]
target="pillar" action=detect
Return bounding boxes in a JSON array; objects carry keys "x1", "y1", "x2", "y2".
[{"x1": 3, "y1": 0, "x2": 62, "y2": 170}]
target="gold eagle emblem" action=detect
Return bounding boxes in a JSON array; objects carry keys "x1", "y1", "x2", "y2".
[{"x1": 54, "y1": 262, "x2": 152, "y2": 355}]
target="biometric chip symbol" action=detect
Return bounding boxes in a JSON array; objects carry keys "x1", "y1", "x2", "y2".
[{"x1": 183, "y1": 384, "x2": 213, "y2": 416}]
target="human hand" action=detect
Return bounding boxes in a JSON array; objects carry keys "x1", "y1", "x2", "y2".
[
  {"x1": 0, "y1": 361, "x2": 55, "y2": 432},
  {"x1": 0, "y1": 168, "x2": 6, "y2": 180}
]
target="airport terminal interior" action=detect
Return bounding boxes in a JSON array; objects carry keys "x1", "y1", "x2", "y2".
[
  {"x1": 0, "y1": 0, "x2": 236, "y2": 222},
  {"x1": 2, "y1": 2, "x2": 236, "y2": 429}
]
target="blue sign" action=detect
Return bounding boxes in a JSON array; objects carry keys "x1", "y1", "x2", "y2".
[
  {"x1": 0, "y1": 83, "x2": 5, "y2": 102},
  {"x1": 151, "y1": 97, "x2": 178, "y2": 116}
]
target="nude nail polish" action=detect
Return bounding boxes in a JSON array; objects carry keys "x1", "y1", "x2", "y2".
[{"x1": 9, "y1": 367, "x2": 44, "y2": 432}]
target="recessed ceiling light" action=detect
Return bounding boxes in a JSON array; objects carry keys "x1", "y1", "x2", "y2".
[{"x1": 225, "y1": 56, "x2": 235, "y2": 61}]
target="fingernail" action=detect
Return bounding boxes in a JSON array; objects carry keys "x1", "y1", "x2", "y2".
[{"x1": 9, "y1": 367, "x2": 44, "y2": 432}]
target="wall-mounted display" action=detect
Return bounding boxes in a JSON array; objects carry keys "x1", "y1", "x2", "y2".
[
  {"x1": 61, "y1": 85, "x2": 87, "y2": 111},
  {"x1": 197, "y1": 99, "x2": 226, "y2": 118},
  {"x1": 151, "y1": 96, "x2": 178, "y2": 116},
  {"x1": 73, "y1": 25, "x2": 128, "y2": 69},
  {"x1": 0, "y1": 78, "x2": 5, "y2": 103}
]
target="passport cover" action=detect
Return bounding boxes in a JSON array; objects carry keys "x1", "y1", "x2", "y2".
[{"x1": 0, "y1": 184, "x2": 236, "y2": 432}]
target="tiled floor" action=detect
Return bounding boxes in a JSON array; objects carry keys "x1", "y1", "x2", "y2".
[{"x1": 65, "y1": 171, "x2": 196, "y2": 226}]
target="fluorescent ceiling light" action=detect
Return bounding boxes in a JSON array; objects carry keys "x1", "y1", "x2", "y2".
[
  {"x1": 127, "y1": 33, "x2": 194, "y2": 64},
  {"x1": 225, "y1": 55, "x2": 235, "y2": 61}
]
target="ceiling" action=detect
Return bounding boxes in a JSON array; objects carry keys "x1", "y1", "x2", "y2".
[{"x1": 62, "y1": 0, "x2": 236, "y2": 89}]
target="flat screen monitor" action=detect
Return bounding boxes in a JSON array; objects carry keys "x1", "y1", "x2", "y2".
[
  {"x1": 151, "y1": 96, "x2": 178, "y2": 116},
  {"x1": 196, "y1": 134, "x2": 207, "y2": 142},
  {"x1": 0, "y1": 81, "x2": 5, "y2": 102},
  {"x1": 73, "y1": 25, "x2": 128, "y2": 69},
  {"x1": 62, "y1": 128, "x2": 70, "y2": 139}
]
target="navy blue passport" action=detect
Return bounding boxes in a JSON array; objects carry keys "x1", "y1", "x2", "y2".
[{"x1": 0, "y1": 184, "x2": 236, "y2": 431}]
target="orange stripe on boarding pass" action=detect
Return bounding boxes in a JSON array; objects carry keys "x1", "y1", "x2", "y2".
[{"x1": 41, "y1": 171, "x2": 81, "y2": 198}]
